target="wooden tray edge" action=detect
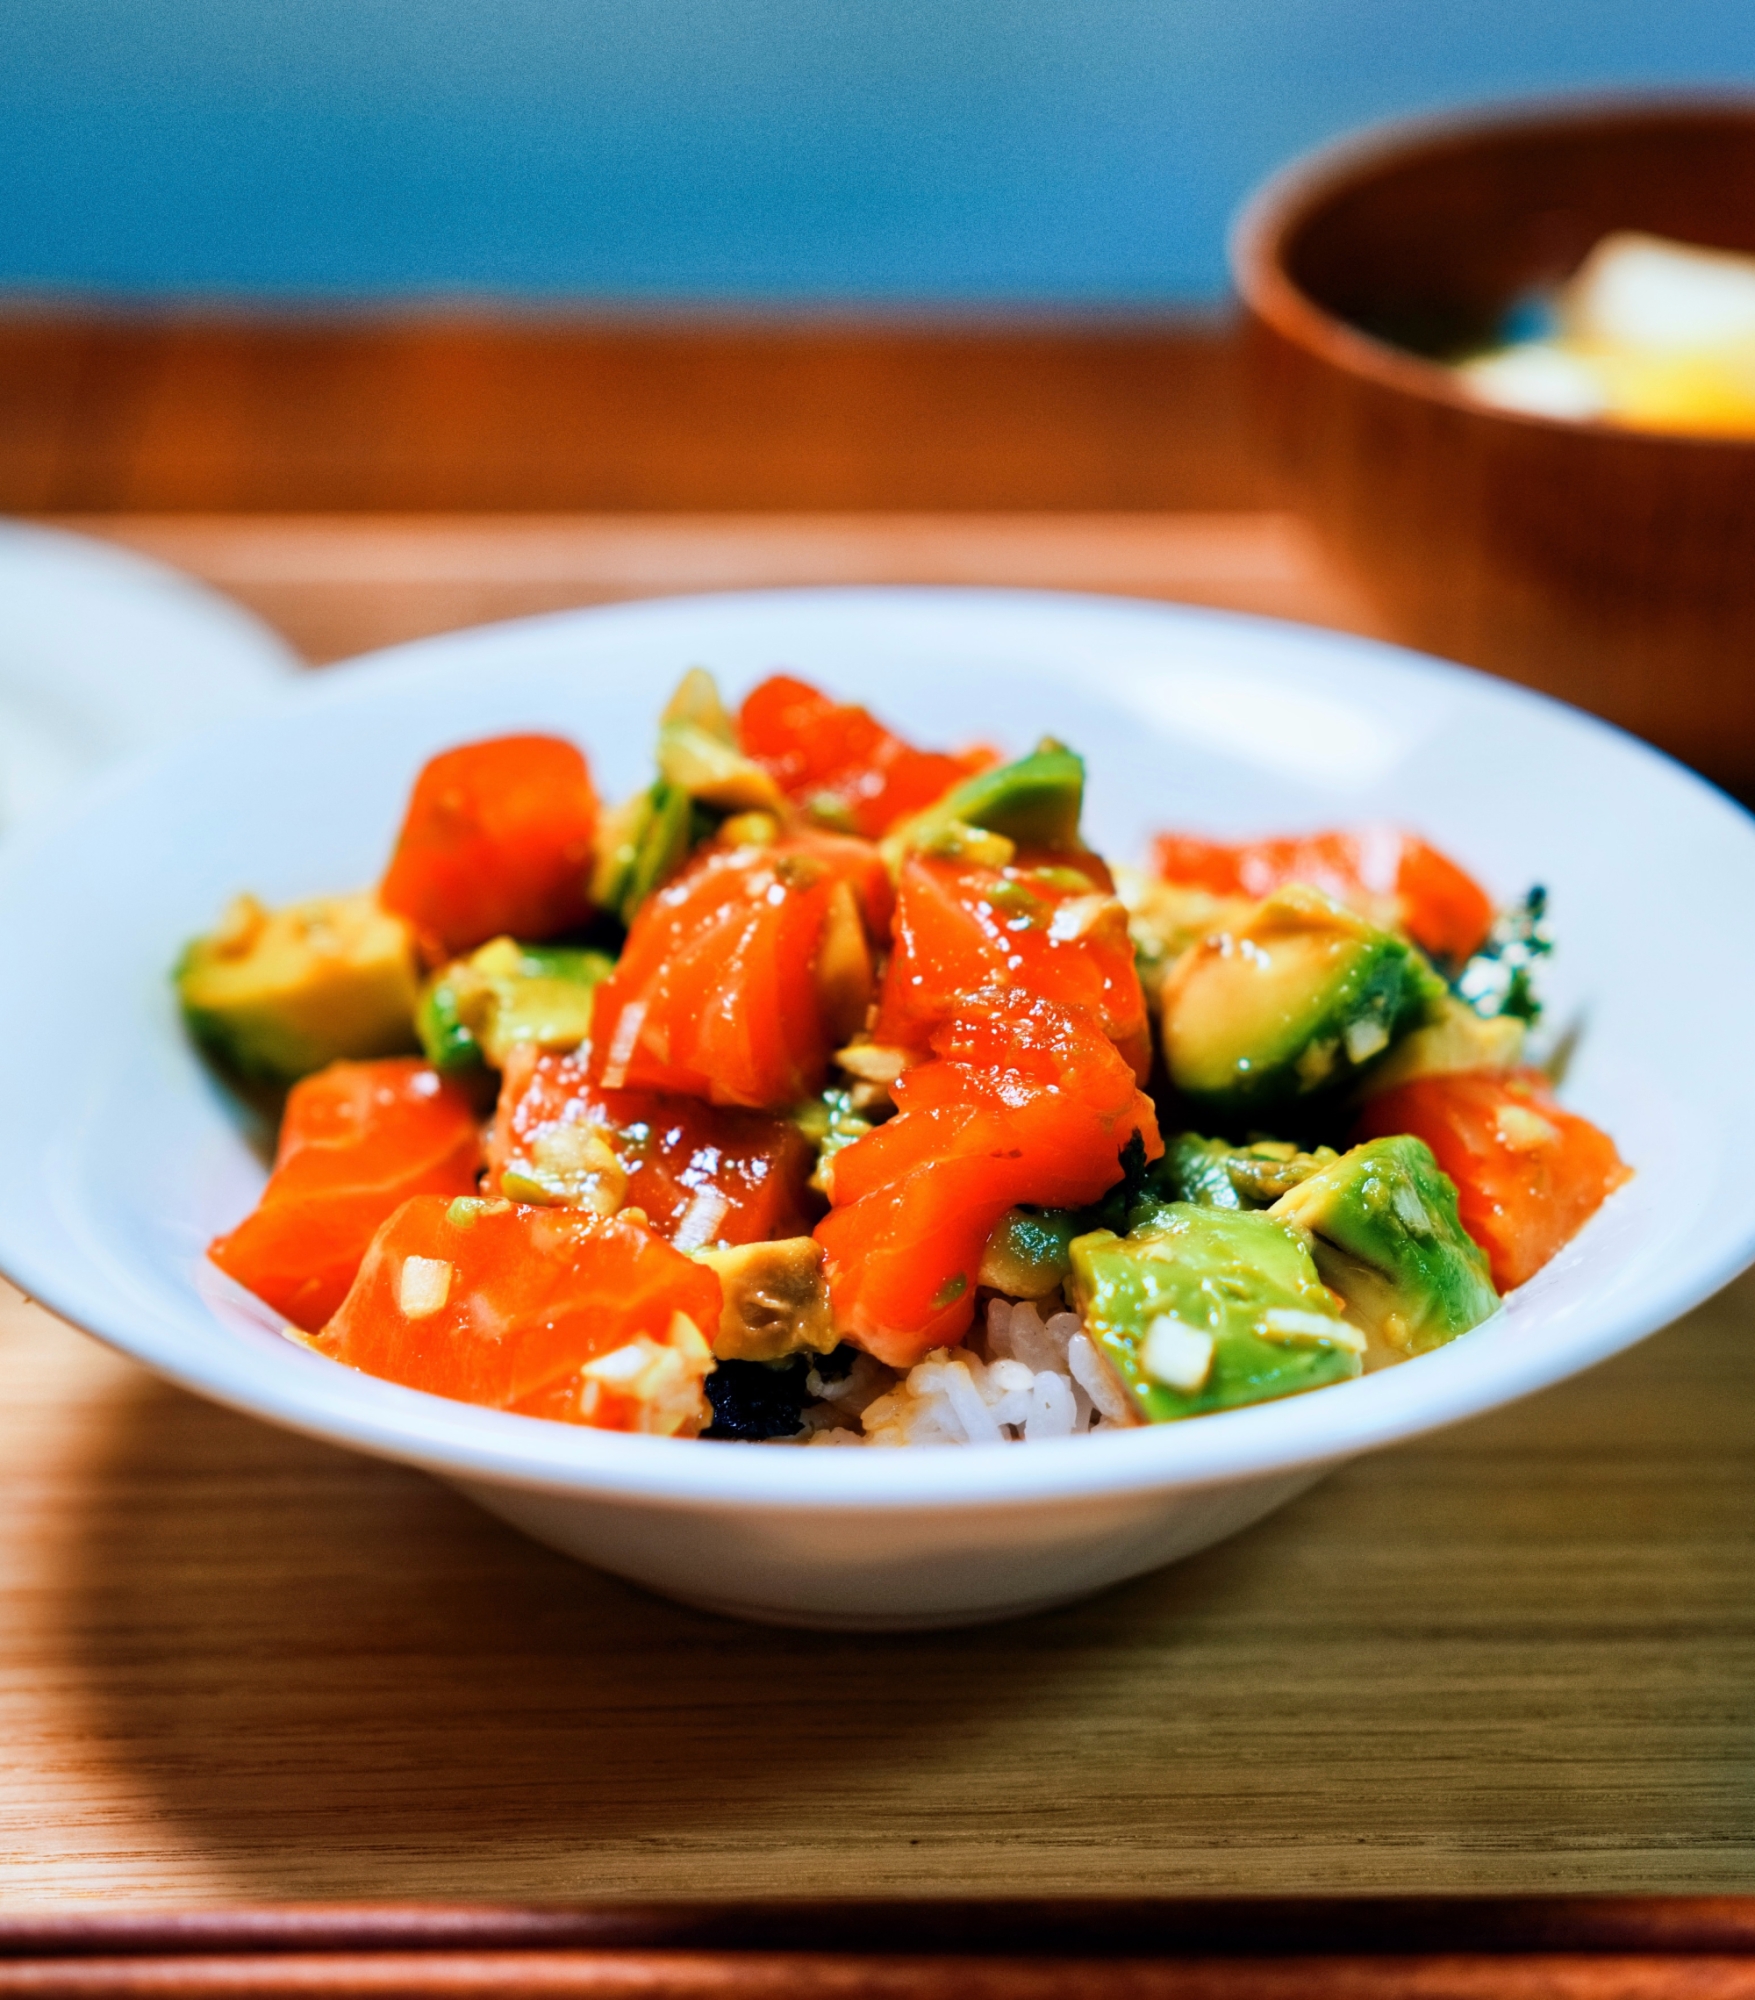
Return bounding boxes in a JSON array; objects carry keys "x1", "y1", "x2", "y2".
[{"x1": 7, "y1": 1898, "x2": 1755, "y2": 1959}]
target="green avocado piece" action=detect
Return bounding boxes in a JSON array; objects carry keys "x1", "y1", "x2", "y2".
[
  {"x1": 1161, "y1": 885, "x2": 1446, "y2": 1125},
  {"x1": 654, "y1": 666, "x2": 785, "y2": 813},
  {"x1": 978, "y1": 1206, "x2": 1085, "y2": 1298},
  {"x1": 969, "y1": 1128, "x2": 1331, "y2": 1301},
  {"x1": 1270, "y1": 1135, "x2": 1499, "y2": 1360},
  {"x1": 1069, "y1": 1203, "x2": 1362, "y2": 1423},
  {"x1": 1154, "y1": 1133, "x2": 1247, "y2": 1210},
  {"x1": 1149, "y1": 1133, "x2": 1341, "y2": 1214},
  {"x1": 794, "y1": 1086, "x2": 881, "y2": 1198},
  {"x1": 417, "y1": 936, "x2": 614, "y2": 1073},
  {"x1": 882, "y1": 741, "x2": 1086, "y2": 867},
  {"x1": 592, "y1": 780, "x2": 701, "y2": 928},
  {"x1": 624, "y1": 782, "x2": 699, "y2": 923},
  {"x1": 176, "y1": 890, "x2": 421, "y2": 1084},
  {"x1": 933, "y1": 741, "x2": 1085, "y2": 848},
  {"x1": 416, "y1": 973, "x2": 478, "y2": 1073}
]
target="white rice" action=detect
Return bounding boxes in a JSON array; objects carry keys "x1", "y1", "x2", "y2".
[{"x1": 787, "y1": 1298, "x2": 1131, "y2": 1447}]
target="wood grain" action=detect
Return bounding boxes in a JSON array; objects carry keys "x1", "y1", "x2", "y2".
[
  {"x1": 4, "y1": 1261, "x2": 1754, "y2": 1910},
  {"x1": 1, "y1": 500, "x2": 1749, "y2": 1923},
  {"x1": 0, "y1": 318, "x2": 1262, "y2": 516},
  {"x1": 55, "y1": 513, "x2": 1385, "y2": 664}
]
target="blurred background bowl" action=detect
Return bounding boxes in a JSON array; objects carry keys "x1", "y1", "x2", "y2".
[{"x1": 1232, "y1": 96, "x2": 1755, "y2": 795}]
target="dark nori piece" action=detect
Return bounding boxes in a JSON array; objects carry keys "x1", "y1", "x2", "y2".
[
  {"x1": 704, "y1": 1355, "x2": 814, "y2": 1442},
  {"x1": 809, "y1": 1343, "x2": 860, "y2": 1394}
]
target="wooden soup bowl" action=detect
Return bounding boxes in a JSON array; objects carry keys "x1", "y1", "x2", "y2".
[{"x1": 1231, "y1": 97, "x2": 1755, "y2": 792}]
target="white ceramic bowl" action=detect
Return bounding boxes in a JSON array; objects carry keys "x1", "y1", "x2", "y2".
[
  {"x1": 2, "y1": 589, "x2": 1751, "y2": 1630},
  {"x1": 0, "y1": 521, "x2": 298, "y2": 834}
]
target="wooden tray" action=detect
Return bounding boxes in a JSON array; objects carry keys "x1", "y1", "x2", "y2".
[
  {"x1": 8, "y1": 1899, "x2": 1755, "y2": 1996},
  {"x1": 3, "y1": 515, "x2": 1753, "y2": 1936}
]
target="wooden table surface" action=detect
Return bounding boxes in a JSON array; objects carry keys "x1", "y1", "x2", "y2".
[
  {"x1": 0, "y1": 317, "x2": 1263, "y2": 516},
  {"x1": 55, "y1": 511, "x2": 1388, "y2": 665},
  {"x1": 4, "y1": 511, "x2": 1754, "y2": 1912}
]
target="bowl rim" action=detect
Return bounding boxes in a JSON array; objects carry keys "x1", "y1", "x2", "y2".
[
  {"x1": 1228, "y1": 87, "x2": 1755, "y2": 449},
  {"x1": 5, "y1": 583, "x2": 1755, "y2": 1516}
]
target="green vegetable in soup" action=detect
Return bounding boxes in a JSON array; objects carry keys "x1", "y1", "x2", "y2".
[
  {"x1": 177, "y1": 890, "x2": 421, "y2": 1084},
  {"x1": 418, "y1": 936, "x2": 614, "y2": 1073},
  {"x1": 1160, "y1": 884, "x2": 1445, "y2": 1125},
  {"x1": 1068, "y1": 1203, "x2": 1362, "y2": 1423},
  {"x1": 1270, "y1": 1134, "x2": 1498, "y2": 1361}
]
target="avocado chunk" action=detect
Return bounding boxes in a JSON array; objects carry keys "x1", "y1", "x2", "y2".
[
  {"x1": 794, "y1": 1085, "x2": 881, "y2": 1198},
  {"x1": 1152, "y1": 1134, "x2": 1247, "y2": 1210},
  {"x1": 693, "y1": 1236, "x2": 839, "y2": 1361},
  {"x1": 591, "y1": 779, "x2": 701, "y2": 926},
  {"x1": 1160, "y1": 885, "x2": 1445, "y2": 1125},
  {"x1": 978, "y1": 1206, "x2": 1085, "y2": 1298},
  {"x1": 973, "y1": 1126, "x2": 1160, "y2": 1296},
  {"x1": 655, "y1": 666, "x2": 785, "y2": 813},
  {"x1": 1115, "y1": 867, "x2": 1255, "y2": 1006},
  {"x1": 1147, "y1": 1133, "x2": 1340, "y2": 1214},
  {"x1": 1358, "y1": 992, "x2": 1526, "y2": 1098},
  {"x1": 1069, "y1": 1203, "x2": 1362, "y2": 1423},
  {"x1": 881, "y1": 740, "x2": 1086, "y2": 869},
  {"x1": 591, "y1": 671, "x2": 779, "y2": 925},
  {"x1": 1270, "y1": 1135, "x2": 1498, "y2": 1362},
  {"x1": 418, "y1": 936, "x2": 614, "y2": 1073},
  {"x1": 177, "y1": 891, "x2": 421, "y2": 1084}
]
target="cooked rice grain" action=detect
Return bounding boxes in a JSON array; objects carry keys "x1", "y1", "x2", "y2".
[{"x1": 786, "y1": 1299, "x2": 1128, "y2": 1447}]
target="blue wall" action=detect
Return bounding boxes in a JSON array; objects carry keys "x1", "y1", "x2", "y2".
[{"x1": 3, "y1": 1, "x2": 1752, "y2": 306}]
